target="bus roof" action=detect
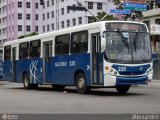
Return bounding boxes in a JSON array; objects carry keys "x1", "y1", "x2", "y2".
[{"x1": 3, "y1": 21, "x2": 147, "y2": 46}]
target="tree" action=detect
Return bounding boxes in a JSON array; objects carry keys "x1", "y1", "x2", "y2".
[
  {"x1": 18, "y1": 32, "x2": 38, "y2": 39},
  {"x1": 93, "y1": 11, "x2": 117, "y2": 22}
]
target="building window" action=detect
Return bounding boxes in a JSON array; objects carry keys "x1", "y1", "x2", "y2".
[
  {"x1": 155, "y1": 19, "x2": 160, "y2": 24},
  {"x1": 43, "y1": 25, "x2": 45, "y2": 32},
  {"x1": 61, "y1": 8, "x2": 64, "y2": 15},
  {"x1": 71, "y1": 31, "x2": 88, "y2": 54},
  {"x1": 47, "y1": 24, "x2": 50, "y2": 31},
  {"x1": 61, "y1": 21, "x2": 64, "y2": 28},
  {"x1": 52, "y1": 0, "x2": 54, "y2": 6},
  {"x1": 26, "y1": 14, "x2": 31, "y2": 20},
  {"x1": 88, "y1": 2, "x2": 93, "y2": 9},
  {"x1": 88, "y1": 17, "x2": 94, "y2": 23},
  {"x1": 67, "y1": 7, "x2": 70, "y2": 13},
  {"x1": 78, "y1": 17, "x2": 82, "y2": 25},
  {"x1": 26, "y1": 2, "x2": 31, "y2": 8},
  {"x1": 18, "y1": 1, "x2": 22, "y2": 8},
  {"x1": 51, "y1": 23, "x2": 54, "y2": 30},
  {"x1": 18, "y1": 13, "x2": 22, "y2": 19},
  {"x1": 97, "y1": 3, "x2": 102, "y2": 10},
  {"x1": 55, "y1": 34, "x2": 70, "y2": 55},
  {"x1": 36, "y1": 14, "x2": 38, "y2": 20},
  {"x1": 47, "y1": 0, "x2": 49, "y2": 7},
  {"x1": 51, "y1": 11, "x2": 54, "y2": 18},
  {"x1": 18, "y1": 25, "x2": 22, "y2": 31},
  {"x1": 47, "y1": 12, "x2": 50, "y2": 19},
  {"x1": 35, "y1": 26, "x2": 38, "y2": 32},
  {"x1": 67, "y1": 20, "x2": 70, "y2": 27},
  {"x1": 72, "y1": 18, "x2": 76, "y2": 26},
  {"x1": 35, "y1": 3, "x2": 38, "y2": 9},
  {"x1": 43, "y1": 3, "x2": 45, "y2": 9},
  {"x1": 26, "y1": 25, "x2": 31, "y2": 32},
  {"x1": 43, "y1": 14, "x2": 45, "y2": 20}
]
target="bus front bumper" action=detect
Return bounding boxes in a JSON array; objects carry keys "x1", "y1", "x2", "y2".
[{"x1": 103, "y1": 74, "x2": 152, "y2": 87}]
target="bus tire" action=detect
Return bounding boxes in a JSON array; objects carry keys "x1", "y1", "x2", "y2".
[
  {"x1": 23, "y1": 73, "x2": 32, "y2": 89},
  {"x1": 52, "y1": 85, "x2": 65, "y2": 91},
  {"x1": 116, "y1": 85, "x2": 130, "y2": 94},
  {"x1": 76, "y1": 73, "x2": 90, "y2": 94}
]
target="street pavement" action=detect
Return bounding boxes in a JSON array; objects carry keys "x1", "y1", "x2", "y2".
[{"x1": 0, "y1": 80, "x2": 160, "y2": 114}]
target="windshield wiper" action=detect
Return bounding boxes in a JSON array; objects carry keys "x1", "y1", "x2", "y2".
[
  {"x1": 117, "y1": 30, "x2": 129, "y2": 53},
  {"x1": 133, "y1": 31, "x2": 140, "y2": 53}
]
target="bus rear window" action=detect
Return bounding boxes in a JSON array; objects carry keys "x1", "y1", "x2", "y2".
[{"x1": 4, "y1": 46, "x2": 11, "y2": 60}]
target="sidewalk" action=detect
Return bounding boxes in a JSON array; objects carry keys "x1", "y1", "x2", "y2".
[{"x1": 152, "y1": 80, "x2": 160, "y2": 83}]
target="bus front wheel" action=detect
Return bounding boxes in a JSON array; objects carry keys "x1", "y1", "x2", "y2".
[
  {"x1": 116, "y1": 85, "x2": 130, "y2": 94},
  {"x1": 76, "y1": 73, "x2": 90, "y2": 94},
  {"x1": 23, "y1": 73, "x2": 32, "y2": 89}
]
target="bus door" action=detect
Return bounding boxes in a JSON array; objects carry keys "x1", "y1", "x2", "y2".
[
  {"x1": 43, "y1": 42, "x2": 52, "y2": 83},
  {"x1": 12, "y1": 47, "x2": 17, "y2": 82},
  {"x1": 91, "y1": 33, "x2": 103, "y2": 85}
]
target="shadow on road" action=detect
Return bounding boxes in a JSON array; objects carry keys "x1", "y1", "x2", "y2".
[{"x1": 8, "y1": 86, "x2": 146, "y2": 97}]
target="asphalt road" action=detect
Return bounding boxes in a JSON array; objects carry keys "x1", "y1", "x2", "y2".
[{"x1": 0, "y1": 81, "x2": 160, "y2": 114}]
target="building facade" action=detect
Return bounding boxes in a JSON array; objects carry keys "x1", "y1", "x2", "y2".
[
  {"x1": 0, "y1": 0, "x2": 115, "y2": 47},
  {"x1": 142, "y1": 0, "x2": 160, "y2": 80}
]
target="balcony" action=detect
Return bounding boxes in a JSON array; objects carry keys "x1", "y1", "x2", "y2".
[{"x1": 142, "y1": 8, "x2": 160, "y2": 18}]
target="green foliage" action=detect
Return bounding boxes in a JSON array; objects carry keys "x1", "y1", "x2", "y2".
[
  {"x1": 18, "y1": 32, "x2": 38, "y2": 39},
  {"x1": 93, "y1": 11, "x2": 117, "y2": 22}
]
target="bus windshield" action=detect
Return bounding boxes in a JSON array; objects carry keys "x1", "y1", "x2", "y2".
[{"x1": 104, "y1": 31, "x2": 152, "y2": 64}]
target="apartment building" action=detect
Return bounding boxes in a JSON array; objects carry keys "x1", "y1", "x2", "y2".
[
  {"x1": 142, "y1": 0, "x2": 160, "y2": 80},
  {"x1": 0, "y1": 0, "x2": 115, "y2": 47}
]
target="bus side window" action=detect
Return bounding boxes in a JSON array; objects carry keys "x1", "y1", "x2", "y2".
[
  {"x1": 19, "y1": 42, "x2": 29, "y2": 59},
  {"x1": 55, "y1": 34, "x2": 70, "y2": 55},
  {"x1": 30, "y1": 40, "x2": 41, "y2": 58},
  {"x1": 71, "y1": 31, "x2": 88, "y2": 54},
  {"x1": 4, "y1": 46, "x2": 11, "y2": 60}
]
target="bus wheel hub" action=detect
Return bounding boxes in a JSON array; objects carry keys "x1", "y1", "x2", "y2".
[{"x1": 78, "y1": 78, "x2": 85, "y2": 88}]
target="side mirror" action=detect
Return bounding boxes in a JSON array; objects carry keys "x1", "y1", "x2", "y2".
[{"x1": 101, "y1": 37, "x2": 106, "y2": 52}]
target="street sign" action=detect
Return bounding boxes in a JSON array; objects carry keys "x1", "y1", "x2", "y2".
[
  {"x1": 150, "y1": 24, "x2": 160, "y2": 35},
  {"x1": 110, "y1": 9, "x2": 131, "y2": 14},
  {"x1": 123, "y1": 2, "x2": 147, "y2": 11}
]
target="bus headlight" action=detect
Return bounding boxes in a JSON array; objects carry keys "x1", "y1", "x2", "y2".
[
  {"x1": 109, "y1": 68, "x2": 118, "y2": 76},
  {"x1": 146, "y1": 68, "x2": 152, "y2": 75}
]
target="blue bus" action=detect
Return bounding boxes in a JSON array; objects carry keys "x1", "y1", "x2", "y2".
[
  {"x1": 3, "y1": 21, "x2": 152, "y2": 94},
  {"x1": 0, "y1": 48, "x2": 3, "y2": 80}
]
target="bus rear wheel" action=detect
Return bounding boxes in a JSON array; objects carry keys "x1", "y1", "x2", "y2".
[
  {"x1": 23, "y1": 73, "x2": 32, "y2": 89},
  {"x1": 116, "y1": 85, "x2": 130, "y2": 94},
  {"x1": 76, "y1": 73, "x2": 90, "y2": 94}
]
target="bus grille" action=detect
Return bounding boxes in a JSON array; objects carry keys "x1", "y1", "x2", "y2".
[
  {"x1": 119, "y1": 72, "x2": 145, "y2": 76},
  {"x1": 119, "y1": 79, "x2": 145, "y2": 83}
]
